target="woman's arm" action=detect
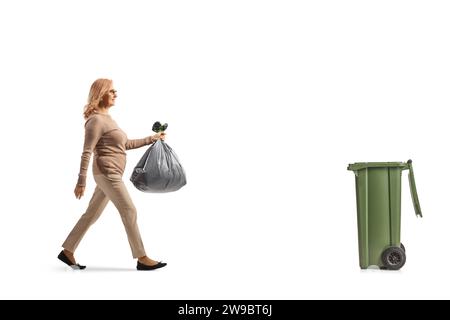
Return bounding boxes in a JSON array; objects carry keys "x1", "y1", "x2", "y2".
[
  {"x1": 125, "y1": 136, "x2": 155, "y2": 150},
  {"x1": 125, "y1": 132, "x2": 165, "y2": 150},
  {"x1": 76, "y1": 117, "x2": 103, "y2": 187}
]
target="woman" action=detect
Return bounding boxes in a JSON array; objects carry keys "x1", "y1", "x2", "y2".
[{"x1": 58, "y1": 78, "x2": 167, "y2": 271}]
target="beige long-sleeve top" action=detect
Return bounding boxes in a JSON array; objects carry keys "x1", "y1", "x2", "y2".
[{"x1": 77, "y1": 113, "x2": 154, "y2": 186}]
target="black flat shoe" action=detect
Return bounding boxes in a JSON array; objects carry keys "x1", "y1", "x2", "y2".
[
  {"x1": 58, "y1": 250, "x2": 86, "y2": 270},
  {"x1": 137, "y1": 261, "x2": 167, "y2": 271}
]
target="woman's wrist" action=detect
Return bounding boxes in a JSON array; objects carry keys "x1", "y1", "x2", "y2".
[{"x1": 77, "y1": 174, "x2": 87, "y2": 186}]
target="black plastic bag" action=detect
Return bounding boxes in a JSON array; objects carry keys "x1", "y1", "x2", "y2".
[{"x1": 130, "y1": 140, "x2": 186, "y2": 193}]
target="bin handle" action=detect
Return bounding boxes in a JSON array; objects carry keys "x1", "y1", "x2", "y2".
[{"x1": 406, "y1": 160, "x2": 423, "y2": 217}]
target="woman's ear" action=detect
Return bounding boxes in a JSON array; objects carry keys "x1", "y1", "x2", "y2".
[{"x1": 99, "y1": 94, "x2": 107, "y2": 107}]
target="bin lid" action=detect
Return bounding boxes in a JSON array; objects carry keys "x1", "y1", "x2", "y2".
[
  {"x1": 347, "y1": 162, "x2": 408, "y2": 171},
  {"x1": 348, "y1": 160, "x2": 423, "y2": 218}
]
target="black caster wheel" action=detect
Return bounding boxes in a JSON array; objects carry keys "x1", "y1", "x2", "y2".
[
  {"x1": 382, "y1": 246, "x2": 406, "y2": 270},
  {"x1": 400, "y1": 243, "x2": 405, "y2": 253}
]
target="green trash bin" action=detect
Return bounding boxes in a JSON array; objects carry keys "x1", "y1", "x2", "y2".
[{"x1": 347, "y1": 160, "x2": 422, "y2": 270}]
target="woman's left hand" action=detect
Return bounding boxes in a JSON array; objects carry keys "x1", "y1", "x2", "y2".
[{"x1": 152, "y1": 132, "x2": 166, "y2": 141}]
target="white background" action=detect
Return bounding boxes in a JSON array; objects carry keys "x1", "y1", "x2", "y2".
[{"x1": 0, "y1": 0, "x2": 449, "y2": 299}]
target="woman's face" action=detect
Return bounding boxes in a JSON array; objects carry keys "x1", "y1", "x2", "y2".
[{"x1": 102, "y1": 85, "x2": 117, "y2": 108}]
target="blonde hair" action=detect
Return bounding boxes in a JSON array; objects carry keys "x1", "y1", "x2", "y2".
[{"x1": 83, "y1": 78, "x2": 113, "y2": 119}]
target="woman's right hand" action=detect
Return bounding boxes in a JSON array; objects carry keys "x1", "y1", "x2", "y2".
[{"x1": 74, "y1": 185, "x2": 85, "y2": 199}]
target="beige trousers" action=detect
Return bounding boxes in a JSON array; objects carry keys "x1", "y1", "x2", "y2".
[{"x1": 62, "y1": 174, "x2": 146, "y2": 258}]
